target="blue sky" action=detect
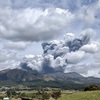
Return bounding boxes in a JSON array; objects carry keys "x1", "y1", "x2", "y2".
[{"x1": 0, "y1": 0, "x2": 100, "y2": 77}]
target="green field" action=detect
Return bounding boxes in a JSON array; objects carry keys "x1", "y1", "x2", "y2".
[
  {"x1": 59, "y1": 90, "x2": 100, "y2": 100},
  {"x1": 12, "y1": 90, "x2": 100, "y2": 100},
  {"x1": 1, "y1": 90, "x2": 100, "y2": 100}
]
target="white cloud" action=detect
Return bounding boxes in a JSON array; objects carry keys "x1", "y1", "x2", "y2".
[
  {"x1": 0, "y1": 7, "x2": 74, "y2": 42},
  {"x1": 0, "y1": 49, "x2": 19, "y2": 70},
  {"x1": 0, "y1": 60, "x2": 20, "y2": 71},
  {"x1": 64, "y1": 33, "x2": 75, "y2": 42},
  {"x1": 3, "y1": 41, "x2": 30, "y2": 50},
  {"x1": 79, "y1": 29, "x2": 96, "y2": 39},
  {"x1": 80, "y1": 43, "x2": 99, "y2": 53},
  {"x1": 23, "y1": 55, "x2": 43, "y2": 71},
  {"x1": 65, "y1": 51, "x2": 85, "y2": 64},
  {"x1": 64, "y1": 60, "x2": 100, "y2": 77},
  {"x1": 0, "y1": 0, "x2": 100, "y2": 78},
  {"x1": 0, "y1": 49, "x2": 16, "y2": 62}
]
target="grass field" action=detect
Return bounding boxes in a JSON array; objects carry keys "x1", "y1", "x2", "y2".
[
  {"x1": 2, "y1": 90, "x2": 100, "y2": 100},
  {"x1": 59, "y1": 90, "x2": 100, "y2": 100}
]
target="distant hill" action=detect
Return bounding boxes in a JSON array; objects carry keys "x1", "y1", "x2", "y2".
[
  {"x1": 44, "y1": 72, "x2": 100, "y2": 84},
  {"x1": 0, "y1": 68, "x2": 42, "y2": 82},
  {"x1": 0, "y1": 68, "x2": 100, "y2": 90},
  {"x1": 44, "y1": 72, "x2": 84, "y2": 81}
]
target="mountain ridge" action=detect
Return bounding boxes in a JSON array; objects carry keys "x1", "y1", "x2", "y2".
[
  {"x1": 0, "y1": 68, "x2": 100, "y2": 90},
  {"x1": 0, "y1": 68, "x2": 100, "y2": 83}
]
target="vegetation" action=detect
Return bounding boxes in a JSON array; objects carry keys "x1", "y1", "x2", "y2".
[
  {"x1": 22, "y1": 80, "x2": 86, "y2": 90},
  {"x1": 20, "y1": 92, "x2": 35, "y2": 98},
  {"x1": 84, "y1": 84, "x2": 100, "y2": 91},
  {"x1": 0, "y1": 80, "x2": 86, "y2": 90},
  {"x1": 20, "y1": 89, "x2": 51, "y2": 100},
  {"x1": 1, "y1": 69, "x2": 100, "y2": 91},
  {"x1": 0, "y1": 95, "x2": 4, "y2": 100},
  {"x1": 1, "y1": 89, "x2": 100, "y2": 100},
  {"x1": 51, "y1": 91, "x2": 61, "y2": 100},
  {"x1": 7, "y1": 89, "x2": 17, "y2": 97},
  {"x1": 18, "y1": 89, "x2": 62, "y2": 100},
  {"x1": 42, "y1": 92, "x2": 50, "y2": 100},
  {"x1": 1, "y1": 84, "x2": 100, "y2": 100},
  {"x1": 59, "y1": 90, "x2": 100, "y2": 100}
]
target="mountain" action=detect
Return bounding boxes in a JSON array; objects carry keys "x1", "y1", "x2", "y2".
[
  {"x1": 0, "y1": 68, "x2": 42, "y2": 82},
  {"x1": 0, "y1": 68, "x2": 100, "y2": 83},
  {"x1": 44, "y1": 72, "x2": 100, "y2": 84},
  {"x1": 0, "y1": 68, "x2": 100, "y2": 90},
  {"x1": 43, "y1": 72, "x2": 84, "y2": 81}
]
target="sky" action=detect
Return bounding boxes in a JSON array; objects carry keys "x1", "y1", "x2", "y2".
[{"x1": 0, "y1": 0, "x2": 100, "y2": 77}]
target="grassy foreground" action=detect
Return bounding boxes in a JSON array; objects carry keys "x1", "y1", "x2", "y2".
[
  {"x1": 59, "y1": 90, "x2": 100, "y2": 100},
  {"x1": 2, "y1": 90, "x2": 100, "y2": 100}
]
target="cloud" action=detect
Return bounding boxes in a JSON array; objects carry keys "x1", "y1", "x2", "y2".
[
  {"x1": 0, "y1": 60, "x2": 20, "y2": 71},
  {"x1": 0, "y1": 49, "x2": 16, "y2": 62},
  {"x1": 94, "y1": 52, "x2": 100, "y2": 63},
  {"x1": 65, "y1": 51, "x2": 85, "y2": 64},
  {"x1": 65, "y1": 62, "x2": 100, "y2": 78},
  {"x1": 80, "y1": 43, "x2": 99, "y2": 53},
  {"x1": 21, "y1": 54, "x2": 67, "y2": 73},
  {"x1": 1, "y1": 0, "x2": 98, "y2": 11},
  {"x1": 64, "y1": 33, "x2": 75, "y2": 42},
  {"x1": 0, "y1": 7, "x2": 74, "y2": 42},
  {"x1": 0, "y1": 0, "x2": 99, "y2": 43},
  {"x1": 21, "y1": 55, "x2": 43, "y2": 72},
  {"x1": 0, "y1": 0, "x2": 100, "y2": 78},
  {"x1": 20, "y1": 30, "x2": 98, "y2": 75},
  {"x1": 65, "y1": 29, "x2": 95, "y2": 52},
  {"x1": 0, "y1": 49, "x2": 19, "y2": 70},
  {"x1": 42, "y1": 40, "x2": 69, "y2": 58},
  {"x1": 0, "y1": 0, "x2": 82, "y2": 9},
  {"x1": 0, "y1": 0, "x2": 11, "y2": 8},
  {"x1": 64, "y1": 0, "x2": 100, "y2": 35},
  {"x1": 3, "y1": 41, "x2": 31, "y2": 50}
]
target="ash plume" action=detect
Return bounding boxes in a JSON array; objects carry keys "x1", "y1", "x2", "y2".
[{"x1": 20, "y1": 29, "x2": 98, "y2": 74}]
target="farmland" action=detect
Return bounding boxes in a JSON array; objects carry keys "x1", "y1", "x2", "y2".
[
  {"x1": 1, "y1": 90, "x2": 100, "y2": 100},
  {"x1": 59, "y1": 90, "x2": 100, "y2": 100}
]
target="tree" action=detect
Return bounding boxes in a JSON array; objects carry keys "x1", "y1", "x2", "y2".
[
  {"x1": 51, "y1": 91, "x2": 61, "y2": 100},
  {"x1": 7, "y1": 90, "x2": 12, "y2": 100},
  {"x1": 20, "y1": 92, "x2": 26, "y2": 97},
  {"x1": 84, "y1": 84, "x2": 100, "y2": 91},
  {"x1": 6, "y1": 89, "x2": 17, "y2": 100},
  {"x1": 36, "y1": 88, "x2": 50, "y2": 100},
  {"x1": 42, "y1": 92, "x2": 50, "y2": 100}
]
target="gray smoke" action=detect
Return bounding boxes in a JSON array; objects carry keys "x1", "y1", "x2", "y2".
[
  {"x1": 65, "y1": 33, "x2": 90, "y2": 52},
  {"x1": 42, "y1": 29, "x2": 93, "y2": 56},
  {"x1": 20, "y1": 29, "x2": 97, "y2": 73}
]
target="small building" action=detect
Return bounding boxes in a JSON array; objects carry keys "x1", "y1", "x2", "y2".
[{"x1": 3, "y1": 97, "x2": 9, "y2": 100}]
